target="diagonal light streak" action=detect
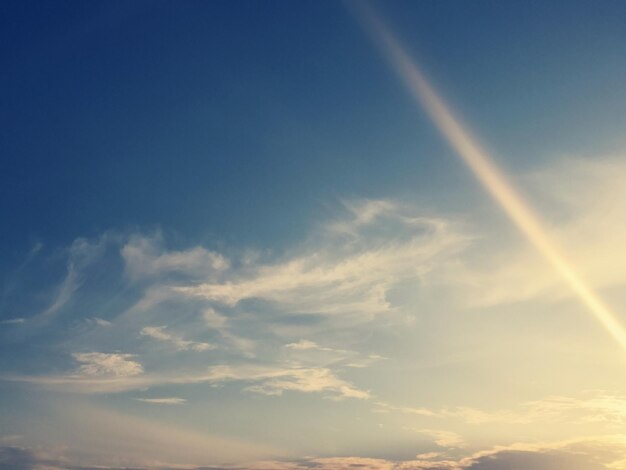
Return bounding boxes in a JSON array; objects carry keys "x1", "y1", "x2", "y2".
[{"x1": 355, "y1": 4, "x2": 626, "y2": 351}]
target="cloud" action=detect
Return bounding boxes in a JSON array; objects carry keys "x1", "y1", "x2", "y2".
[
  {"x1": 457, "y1": 437, "x2": 626, "y2": 470},
  {"x1": 0, "y1": 447, "x2": 38, "y2": 470},
  {"x1": 35, "y1": 236, "x2": 107, "y2": 323},
  {"x1": 7, "y1": 360, "x2": 368, "y2": 398},
  {"x1": 285, "y1": 340, "x2": 321, "y2": 350},
  {"x1": 200, "y1": 308, "x2": 252, "y2": 352},
  {"x1": 2, "y1": 436, "x2": 626, "y2": 469},
  {"x1": 200, "y1": 436, "x2": 626, "y2": 469},
  {"x1": 88, "y1": 317, "x2": 112, "y2": 327},
  {"x1": 373, "y1": 401, "x2": 439, "y2": 418},
  {"x1": 122, "y1": 234, "x2": 229, "y2": 280},
  {"x1": 375, "y1": 391, "x2": 626, "y2": 426},
  {"x1": 140, "y1": 326, "x2": 215, "y2": 352},
  {"x1": 222, "y1": 436, "x2": 626, "y2": 469},
  {"x1": 521, "y1": 393, "x2": 626, "y2": 425},
  {"x1": 72, "y1": 352, "x2": 143, "y2": 377},
  {"x1": 205, "y1": 364, "x2": 370, "y2": 400},
  {"x1": 372, "y1": 391, "x2": 626, "y2": 428},
  {"x1": 1, "y1": 199, "x2": 465, "y2": 404},
  {"x1": 327, "y1": 199, "x2": 397, "y2": 235},
  {"x1": 283, "y1": 340, "x2": 349, "y2": 355},
  {"x1": 202, "y1": 309, "x2": 256, "y2": 357},
  {"x1": 436, "y1": 156, "x2": 626, "y2": 309},
  {"x1": 282, "y1": 339, "x2": 383, "y2": 370},
  {"x1": 135, "y1": 397, "x2": 186, "y2": 405},
  {"x1": 0, "y1": 318, "x2": 25, "y2": 325},
  {"x1": 413, "y1": 429, "x2": 466, "y2": 448},
  {"x1": 175, "y1": 200, "x2": 469, "y2": 317}
]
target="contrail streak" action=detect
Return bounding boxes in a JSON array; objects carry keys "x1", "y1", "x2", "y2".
[{"x1": 355, "y1": 4, "x2": 626, "y2": 351}]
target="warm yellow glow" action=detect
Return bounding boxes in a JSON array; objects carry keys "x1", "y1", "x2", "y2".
[{"x1": 357, "y1": 6, "x2": 626, "y2": 352}]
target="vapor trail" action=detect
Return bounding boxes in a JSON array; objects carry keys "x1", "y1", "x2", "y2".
[{"x1": 356, "y1": 5, "x2": 626, "y2": 351}]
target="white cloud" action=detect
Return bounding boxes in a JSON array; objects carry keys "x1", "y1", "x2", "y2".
[
  {"x1": 16, "y1": 200, "x2": 462, "y2": 401},
  {"x1": 283, "y1": 340, "x2": 348, "y2": 355},
  {"x1": 285, "y1": 339, "x2": 321, "y2": 350},
  {"x1": 91, "y1": 317, "x2": 112, "y2": 327},
  {"x1": 176, "y1": 200, "x2": 469, "y2": 318},
  {"x1": 375, "y1": 391, "x2": 626, "y2": 426},
  {"x1": 135, "y1": 397, "x2": 186, "y2": 405},
  {"x1": 204, "y1": 308, "x2": 228, "y2": 329},
  {"x1": 72, "y1": 352, "x2": 143, "y2": 377},
  {"x1": 0, "y1": 318, "x2": 25, "y2": 325},
  {"x1": 373, "y1": 401, "x2": 438, "y2": 418},
  {"x1": 7, "y1": 362, "x2": 366, "y2": 398},
  {"x1": 205, "y1": 364, "x2": 370, "y2": 400},
  {"x1": 282, "y1": 339, "x2": 383, "y2": 369},
  {"x1": 35, "y1": 236, "x2": 107, "y2": 323},
  {"x1": 327, "y1": 199, "x2": 397, "y2": 235},
  {"x1": 412, "y1": 429, "x2": 466, "y2": 448},
  {"x1": 140, "y1": 325, "x2": 215, "y2": 352},
  {"x1": 122, "y1": 234, "x2": 229, "y2": 280},
  {"x1": 203, "y1": 308, "x2": 256, "y2": 357}
]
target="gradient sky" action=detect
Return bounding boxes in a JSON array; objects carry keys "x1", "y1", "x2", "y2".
[{"x1": 3, "y1": 1, "x2": 626, "y2": 469}]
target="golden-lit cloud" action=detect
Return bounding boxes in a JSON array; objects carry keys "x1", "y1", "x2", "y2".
[{"x1": 176, "y1": 200, "x2": 468, "y2": 317}]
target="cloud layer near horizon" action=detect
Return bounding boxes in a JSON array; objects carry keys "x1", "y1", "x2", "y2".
[
  {"x1": 3, "y1": 156, "x2": 626, "y2": 468},
  {"x1": 2, "y1": 435, "x2": 626, "y2": 469}
]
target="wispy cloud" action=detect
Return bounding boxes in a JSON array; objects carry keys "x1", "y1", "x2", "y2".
[
  {"x1": 285, "y1": 339, "x2": 322, "y2": 350},
  {"x1": 122, "y1": 233, "x2": 229, "y2": 280},
  {"x1": 205, "y1": 364, "x2": 370, "y2": 400},
  {"x1": 35, "y1": 236, "x2": 107, "y2": 323},
  {"x1": 135, "y1": 397, "x2": 186, "y2": 405},
  {"x1": 375, "y1": 390, "x2": 626, "y2": 426},
  {"x1": 435, "y1": 157, "x2": 626, "y2": 310},
  {"x1": 87, "y1": 317, "x2": 112, "y2": 327},
  {"x1": 176, "y1": 200, "x2": 468, "y2": 318},
  {"x1": 0, "y1": 200, "x2": 462, "y2": 402},
  {"x1": 203, "y1": 308, "x2": 256, "y2": 357},
  {"x1": 283, "y1": 339, "x2": 384, "y2": 369},
  {"x1": 7, "y1": 359, "x2": 369, "y2": 399},
  {"x1": 140, "y1": 325, "x2": 215, "y2": 352},
  {"x1": 411, "y1": 429, "x2": 466, "y2": 448},
  {"x1": 72, "y1": 352, "x2": 143, "y2": 377}
]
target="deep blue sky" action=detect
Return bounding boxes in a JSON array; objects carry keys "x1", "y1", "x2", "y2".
[{"x1": 3, "y1": 0, "x2": 626, "y2": 265}]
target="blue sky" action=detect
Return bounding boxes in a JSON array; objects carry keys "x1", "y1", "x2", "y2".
[{"x1": 3, "y1": 1, "x2": 626, "y2": 469}]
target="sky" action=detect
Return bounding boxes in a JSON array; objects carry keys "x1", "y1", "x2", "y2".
[{"x1": 2, "y1": 1, "x2": 626, "y2": 469}]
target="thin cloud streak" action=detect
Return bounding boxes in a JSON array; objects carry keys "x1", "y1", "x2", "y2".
[
  {"x1": 374, "y1": 391, "x2": 626, "y2": 426},
  {"x1": 140, "y1": 325, "x2": 215, "y2": 352},
  {"x1": 356, "y1": 3, "x2": 626, "y2": 352},
  {"x1": 135, "y1": 397, "x2": 187, "y2": 405},
  {"x1": 175, "y1": 204, "x2": 467, "y2": 318},
  {"x1": 6, "y1": 364, "x2": 369, "y2": 399}
]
